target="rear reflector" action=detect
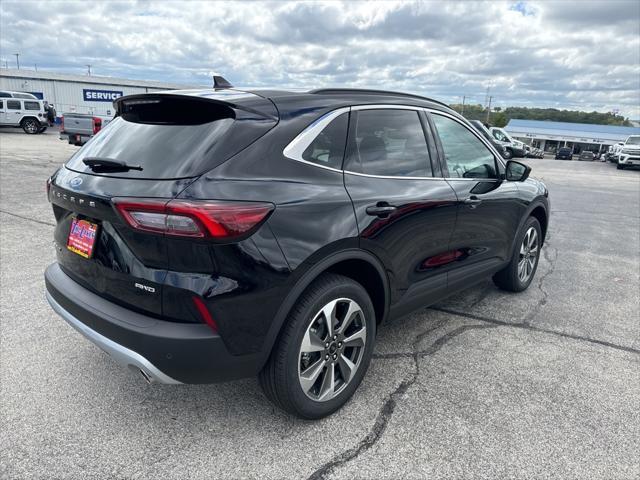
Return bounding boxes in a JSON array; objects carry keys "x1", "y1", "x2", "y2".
[
  {"x1": 192, "y1": 296, "x2": 218, "y2": 332},
  {"x1": 112, "y1": 198, "x2": 274, "y2": 240}
]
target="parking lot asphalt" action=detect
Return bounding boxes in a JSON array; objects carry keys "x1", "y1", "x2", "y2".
[{"x1": 1, "y1": 130, "x2": 639, "y2": 479}]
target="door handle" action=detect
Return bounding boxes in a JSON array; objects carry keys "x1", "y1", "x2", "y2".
[
  {"x1": 366, "y1": 203, "x2": 397, "y2": 217},
  {"x1": 464, "y1": 196, "x2": 482, "y2": 207}
]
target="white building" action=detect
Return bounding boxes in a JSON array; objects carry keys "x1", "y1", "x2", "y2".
[
  {"x1": 0, "y1": 68, "x2": 197, "y2": 119},
  {"x1": 505, "y1": 119, "x2": 640, "y2": 153}
]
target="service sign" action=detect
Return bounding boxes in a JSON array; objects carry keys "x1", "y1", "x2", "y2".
[{"x1": 83, "y1": 89, "x2": 123, "y2": 102}]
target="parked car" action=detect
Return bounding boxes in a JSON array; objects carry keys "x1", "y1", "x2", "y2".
[
  {"x1": 0, "y1": 95, "x2": 49, "y2": 134},
  {"x1": 612, "y1": 142, "x2": 625, "y2": 163},
  {"x1": 468, "y1": 119, "x2": 508, "y2": 158},
  {"x1": 489, "y1": 127, "x2": 526, "y2": 159},
  {"x1": 617, "y1": 135, "x2": 640, "y2": 170},
  {"x1": 59, "y1": 113, "x2": 107, "y2": 145},
  {"x1": 555, "y1": 147, "x2": 573, "y2": 160},
  {"x1": 45, "y1": 86, "x2": 550, "y2": 419},
  {"x1": 579, "y1": 151, "x2": 595, "y2": 161}
]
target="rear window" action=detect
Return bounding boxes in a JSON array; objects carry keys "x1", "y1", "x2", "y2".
[
  {"x1": 65, "y1": 97, "x2": 240, "y2": 179},
  {"x1": 559, "y1": 147, "x2": 571, "y2": 153}
]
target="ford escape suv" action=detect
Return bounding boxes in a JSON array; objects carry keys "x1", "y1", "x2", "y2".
[{"x1": 45, "y1": 86, "x2": 549, "y2": 419}]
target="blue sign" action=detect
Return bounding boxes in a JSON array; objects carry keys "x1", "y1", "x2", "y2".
[{"x1": 83, "y1": 89, "x2": 123, "y2": 102}]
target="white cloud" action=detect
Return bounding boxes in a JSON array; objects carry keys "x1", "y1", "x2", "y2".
[{"x1": 1, "y1": 0, "x2": 638, "y2": 118}]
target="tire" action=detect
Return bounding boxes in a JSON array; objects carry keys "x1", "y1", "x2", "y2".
[
  {"x1": 21, "y1": 118, "x2": 40, "y2": 134},
  {"x1": 493, "y1": 217, "x2": 542, "y2": 293},
  {"x1": 38, "y1": 126, "x2": 47, "y2": 133},
  {"x1": 503, "y1": 149, "x2": 513, "y2": 160},
  {"x1": 617, "y1": 164, "x2": 624, "y2": 170},
  {"x1": 259, "y1": 273, "x2": 376, "y2": 419}
]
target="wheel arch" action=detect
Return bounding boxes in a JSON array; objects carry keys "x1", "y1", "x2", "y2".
[
  {"x1": 258, "y1": 249, "x2": 390, "y2": 369},
  {"x1": 529, "y1": 204, "x2": 548, "y2": 245}
]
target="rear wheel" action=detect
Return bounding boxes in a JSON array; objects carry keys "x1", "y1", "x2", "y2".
[
  {"x1": 503, "y1": 148, "x2": 513, "y2": 159},
  {"x1": 259, "y1": 273, "x2": 376, "y2": 419},
  {"x1": 21, "y1": 118, "x2": 39, "y2": 134},
  {"x1": 493, "y1": 217, "x2": 542, "y2": 292},
  {"x1": 617, "y1": 164, "x2": 624, "y2": 170}
]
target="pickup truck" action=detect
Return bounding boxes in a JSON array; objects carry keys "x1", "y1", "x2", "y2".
[
  {"x1": 617, "y1": 135, "x2": 640, "y2": 170},
  {"x1": 488, "y1": 127, "x2": 526, "y2": 159},
  {"x1": 59, "y1": 113, "x2": 109, "y2": 146}
]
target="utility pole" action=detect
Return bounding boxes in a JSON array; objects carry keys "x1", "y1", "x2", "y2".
[
  {"x1": 461, "y1": 95, "x2": 466, "y2": 115},
  {"x1": 13, "y1": 53, "x2": 20, "y2": 69},
  {"x1": 34, "y1": 64, "x2": 37, "y2": 71},
  {"x1": 86, "y1": 64, "x2": 92, "y2": 76},
  {"x1": 486, "y1": 96, "x2": 493, "y2": 124}
]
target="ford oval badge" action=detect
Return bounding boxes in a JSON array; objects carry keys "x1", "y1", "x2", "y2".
[{"x1": 69, "y1": 177, "x2": 83, "y2": 188}]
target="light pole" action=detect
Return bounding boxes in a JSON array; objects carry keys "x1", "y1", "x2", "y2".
[
  {"x1": 13, "y1": 53, "x2": 20, "y2": 69},
  {"x1": 86, "y1": 64, "x2": 92, "y2": 76}
]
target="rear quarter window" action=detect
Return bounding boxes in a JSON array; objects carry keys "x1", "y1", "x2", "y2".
[{"x1": 24, "y1": 101, "x2": 40, "y2": 110}]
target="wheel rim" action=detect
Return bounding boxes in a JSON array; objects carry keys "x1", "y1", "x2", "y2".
[
  {"x1": 24, "y1": 120, "x2": 38, "y2": 133},
  {"x1": 517, "y1": 227, "x2": 539, "y2": 283},
  {"x1": 298, "y1": 298, "x2": 367, "y2": 402}
]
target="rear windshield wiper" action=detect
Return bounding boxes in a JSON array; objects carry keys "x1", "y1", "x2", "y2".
[{"x1": 83, "y1": 157, "x2": 143, "y2": 172}]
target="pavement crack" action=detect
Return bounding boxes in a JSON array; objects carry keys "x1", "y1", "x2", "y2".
[
  {"x1": 308, "y1": 321, "x2": 494, "y2": 480},
  {"x1": 523, "y1": 242, "x2": 558, "y2": 326},
  {"x1": 430, "y1": 307, "x2": 640, "y2": 356},
  {"x1": 0, "y1": 209, "x2": 55, "y2": 227}
]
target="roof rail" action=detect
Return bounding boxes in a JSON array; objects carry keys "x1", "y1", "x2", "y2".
[{"x1": 308, "y1": 88, "x2": 451, "y2": 109}]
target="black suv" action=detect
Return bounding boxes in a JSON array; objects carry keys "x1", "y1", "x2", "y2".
[
  {"x1": 45, "y1": 87, "x2": 549, "y2": 419},
  {"x1": 555, "y1": 147, "x2": 573, "y2": 160}
]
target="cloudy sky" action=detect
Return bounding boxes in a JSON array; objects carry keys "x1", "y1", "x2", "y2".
[{"x1": 1, "y1": 0, "x2": 639, "y2": 117}]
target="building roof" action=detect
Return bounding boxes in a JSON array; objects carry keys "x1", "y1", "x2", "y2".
[
  {"x1": 505, "y1": 119, "x2": 640, "y2": 142},
  {"x1": 0, "y1": 68, "x2": 198, "y2": 90}
]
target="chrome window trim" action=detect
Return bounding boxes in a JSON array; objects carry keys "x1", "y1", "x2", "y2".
[
  {"x1": 282, "y1": 106, "x2": 351, "y2": 165},
  {"x1": 282, "y1": 103, "x2": 505, "y2": 180}
]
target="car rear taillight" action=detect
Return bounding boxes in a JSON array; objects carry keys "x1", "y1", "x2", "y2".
[
  {"x1": 59, "y1": 116, "x2": 64, "y2": 133},
  {"x1": 112, "y1": 198, "x2": 274, "y2": 240},
  {"x1": 46, "y1": 177, "x2": 52, "y2": 199},
  {"x1": 92, "y1": 117, "x2": 102, "y2": 135}
]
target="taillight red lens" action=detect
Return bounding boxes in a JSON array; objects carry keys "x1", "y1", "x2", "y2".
[
  {"x1": 112, "y1": 198, "x2": 274, "y2": 240},
  {"x1": 59, "y1": 116, "x2": 64, "y2": 132},
  {"x1": 92, "y1": 117, "x2": 102, "y2": 135}
]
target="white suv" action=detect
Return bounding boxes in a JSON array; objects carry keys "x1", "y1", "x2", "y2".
[
  {"x1": 617, "y1": 135, "x2": 640, "y2": 170},
  {"x1": 0, "y1": 91, "x2": 49, "y2": 134}
]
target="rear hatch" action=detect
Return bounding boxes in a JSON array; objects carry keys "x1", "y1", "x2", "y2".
[{"x1": 49, "y1": 91, "x2": 278, "y2": 319}]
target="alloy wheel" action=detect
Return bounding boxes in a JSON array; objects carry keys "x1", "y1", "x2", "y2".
[
  {"x1": 518, "y1": 226, "x2": 538, "y2": 283},
  {"x1": 24, "y1": 119, "x2": 38, "y2": 134},
  {"x1": 298, "y1": 298, "x2": 367, "y2": 402}
]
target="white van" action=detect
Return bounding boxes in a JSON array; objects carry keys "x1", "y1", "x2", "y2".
[{"x1": 0, "y1": 92, "x2": 49, "y2": 134}]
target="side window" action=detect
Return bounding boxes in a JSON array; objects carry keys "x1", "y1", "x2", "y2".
[
  {"x1": 432, "y1": 114, "x2": 497, "y2": 179},
  {"x1": 24, "y1": 101, "x2": 40, "y2": 111},
  {"x1": 0, "y1": 92, "x2": 11, "y2": 98},
  {"x1": 492, "y1": 129, "x2": 508, "y2": 142},
  {"x1": 0, "y1": 100, "x2": 3, "y2": 109},
  {"x1": 345, "y1": 109, "x2": 432, "y2": 177},
  {"x1": 7, "y1": 100, "x2": 21, "y2": 110},
  {"x1": 302, "y1": 113, "x2": 348, "y2": 169}
]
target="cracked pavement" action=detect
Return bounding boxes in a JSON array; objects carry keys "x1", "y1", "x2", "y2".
[{"x1": 1, "y1": 131, "x2": 639, "y2": 479}]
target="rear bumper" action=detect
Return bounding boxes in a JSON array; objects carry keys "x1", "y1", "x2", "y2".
[
  {"x1": 59, "y1": 132, "x2": 91, "y2": 145},
  {"x1": 45, "y1": 263, "x2": 263, "y2": 384}
]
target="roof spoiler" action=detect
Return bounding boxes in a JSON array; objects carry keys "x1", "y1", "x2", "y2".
[{"x1": 113, "y1": 91, "x2": 278, "y2": 121}]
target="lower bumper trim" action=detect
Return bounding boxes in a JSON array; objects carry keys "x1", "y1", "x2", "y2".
[{"x1": 46, "y1": 291, "x2": 182, "y2": 384}]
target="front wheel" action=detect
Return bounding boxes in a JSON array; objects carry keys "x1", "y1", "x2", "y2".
[
  {"x1": 493, "y1": 217, "x2": 542, "y2": 292},
  {"x1": 21, "y1": 118, "x2": 40, "y2": 134},
  {"x1": 503, "y1": 149, "x2": 513, "y2": 159},
  {"x1": 259, "y1": 273, "x2": 376, "y2": 419}
]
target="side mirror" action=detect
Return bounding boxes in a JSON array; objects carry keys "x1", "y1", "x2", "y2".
[{"x1": 505, "y1": 160, "x2": 531, "y2": 182}]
